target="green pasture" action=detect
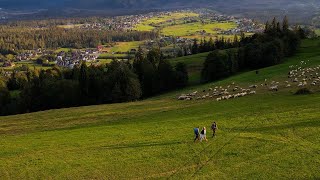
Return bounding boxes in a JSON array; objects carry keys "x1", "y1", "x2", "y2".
[
  {"x1": 0, "y1": 39, "x2": 320, "y2": 179},
  {"x1": 162, "y1": 22, "x2": 237, "y2": 37},
  {"x1": 133, "y1": 12, "x2": 199, "y2": 31}
]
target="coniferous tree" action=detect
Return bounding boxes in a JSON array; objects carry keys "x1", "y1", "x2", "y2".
[
  {"x1": 79, "y1": 62, "x2": 89, "y2": 100},
  {"x1": 283, "y1": 16, "x2": 289, "y2": 32},
  {"x1": 192, "y1": 39, "x2": 199, "y2": 54}
]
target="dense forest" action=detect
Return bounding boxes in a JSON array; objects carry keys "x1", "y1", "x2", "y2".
[{"x1": 0, "y1": 27, "x2": 158, "y2": 50}]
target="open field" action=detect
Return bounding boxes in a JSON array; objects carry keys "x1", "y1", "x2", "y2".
[
  {"x1": 98, "y1": 41, "x2": 142, "y2": 59},
  {"x1": 105, "y1": 41, "x2": 142, "y2": 52},
  {"x1": 55, "y1": 48, "x2": 72, "y2": 53},
  {"x1": 162, "y1": 22, "x2": 237, "y2": 37},
  {"x1": 133, "y1": 12, "x2": 199, "y2": 31},
  {"x1": 57, "y1": 24, "x2": 83, "y2": 29},
  {"x1": 1, "y1": 39, "x2": 320, "y2": 179},
  {"x1": 0, "y1": 60, "x2": 53, "y2": 71}
]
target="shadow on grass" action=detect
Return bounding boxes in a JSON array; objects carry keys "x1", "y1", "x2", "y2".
[{"x1": 101, "y1": 141, "x2": 183, "y2": 150}]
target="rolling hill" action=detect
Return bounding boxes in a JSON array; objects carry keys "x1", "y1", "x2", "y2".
[{"x1": 0, "y1": 38, "x2": 320, "y2": 179}]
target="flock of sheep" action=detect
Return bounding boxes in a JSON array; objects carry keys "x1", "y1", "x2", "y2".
[
  {"x1": 178, "y1": 83, "x2": 257, "y2": 102},
  {"x1": 177, "y1": 60, "x2": 320, "y2": 102},
  {"x1": 288, "y1": 61, "x2": 320, "y2": 88}
]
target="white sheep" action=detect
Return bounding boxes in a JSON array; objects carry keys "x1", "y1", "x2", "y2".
[
  {"x1": 249, "y1": 91, "x2": 256, "y2": 95},
  {"x1": 269, "y1": 86, "x2": 278, "y2": 91}
]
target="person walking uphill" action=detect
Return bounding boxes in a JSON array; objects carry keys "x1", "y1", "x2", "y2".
[
  {"x1": 194, "y1": 127, "x2": 200, "y2": 142},
  {"x1": 211, "y1": 122, "x2": 218, "y2": 137},
  {"x1": 200, "y1": 127, "x2": 208, "y2": 142}
]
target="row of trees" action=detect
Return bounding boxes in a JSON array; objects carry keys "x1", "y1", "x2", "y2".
[
  {"x1": 0, "y1": 48, "x2": 188, "y2": 115},
  {"x1": 201, "y1": 17, "x2": 303, "y2": 82},
  {"x1": 0, "y1": 26, "x2": 158, "y2": 50},
  {"x1": 191, "y1": 36, "x2": 238, "y2": 55}
]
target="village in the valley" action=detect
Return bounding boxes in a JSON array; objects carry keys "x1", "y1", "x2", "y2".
[{"x1": 0, "y1": 9, "x2": 264, "y2": 70}]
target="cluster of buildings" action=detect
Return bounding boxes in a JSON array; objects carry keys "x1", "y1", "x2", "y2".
[
  {"x1": 1, "y1": 48, "x2": 101, "y2": 69},
  {"x1": 15, "y1": 49, "x2": 54, "y2": 62},
  {"x1": 78, "y1": 12, "x2": 165, "y2": 31},
  {"x1": 56, "y1": 49, "x2": 100, "y2": 68},
  {"x1": 74, "y1": 11, "x2": 191, "y2": 31}
]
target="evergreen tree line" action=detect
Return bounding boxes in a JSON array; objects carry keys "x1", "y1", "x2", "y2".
[
  {"x1": 191, "y1": 36, "x2": 237, "y2": 55},
  {"x1": 0, "y1": 49, "x2": 188, "y2": 115},
  {"x1": 201, "y1": 17, "x2": 304, "y2": 82},
  {"x1": 7, "y1": 17, "x2": 118, "y2": 28},
  {"x1": 0, "y1": 26, "x2": 158, "y2": 50}
]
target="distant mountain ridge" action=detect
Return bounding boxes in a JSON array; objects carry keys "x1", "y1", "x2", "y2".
[
  {"x1": 0, "y1": 0, "x2": 318, "y2": 10},
  {"x1": 0, "y1": 0, "x2": 319, "y2": 24},
  {"x1": 0, "y1": 0, "x2": 209, "y2": 9}
]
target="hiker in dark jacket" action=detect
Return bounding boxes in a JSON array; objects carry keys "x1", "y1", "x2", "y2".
[
  {"x1": 211, "y1": 122, "x2": 218, "y2": 137},
  {"x1": 194, "y1": 127, "x2": 200, "y2": 142}
]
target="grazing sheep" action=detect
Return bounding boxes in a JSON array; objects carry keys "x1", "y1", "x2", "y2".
[
  {"x1": 189, "y1": 91, "x2": 198, "y2": 96},
  {"x1": 269, "y1": 85, "x2": 278, "y2": 91},
  {"x1": 249, "y1": 85, "x2": 257, "y2": 88},
  {"x1": 178, "y1": 95, "x2": 191, "y2": 100},
  {"x1": 303, "y1": 81, "x2": 308, "y2": 86},
  {"x1": 286, "y1": 84, "x2": 291, "y2": 88},
  {"x1": 249, "y1": 91, "x2": 256, "y2": 95},
  {"x1": 216, "y1": 97, "x2": 222, "y2": 101}
]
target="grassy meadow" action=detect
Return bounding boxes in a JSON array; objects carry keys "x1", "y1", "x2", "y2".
[
  {"x1": 0, "y1": 39, "x2": 320, "y2": 179},
  {"x1": 133, "y1": 12, "x2": 199, "y2": 31},
  {"x1": 162, "y1": 22, "x2": 237, "y2": 37},
  {"x1": 98, "y1": 41, "x2": 142, "y2": 59}
]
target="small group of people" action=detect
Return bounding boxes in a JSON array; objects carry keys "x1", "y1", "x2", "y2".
[{"x1": 193, "y1": 122, "x2": 218, "y2": 142}]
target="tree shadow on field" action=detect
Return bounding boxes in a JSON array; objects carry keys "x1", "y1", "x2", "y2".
[
  {"x1": 101, "y1": 141, "x2": 183, "y2": 150},
  {"x1": 232, "y1": 119, "x2": 320, "y2": 133}
]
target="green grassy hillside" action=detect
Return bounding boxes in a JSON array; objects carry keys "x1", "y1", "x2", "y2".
[{"x1": 0, "y1": 39, "x2": 320, "y2": 179}]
